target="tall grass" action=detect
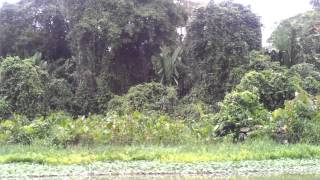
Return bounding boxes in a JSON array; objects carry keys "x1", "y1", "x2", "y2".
[{"x1": 1, "y1": 139, "x2": 320, "y2": 165}]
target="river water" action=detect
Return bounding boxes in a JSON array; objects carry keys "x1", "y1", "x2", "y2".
[{"x1": 2, "y1": 159, "x2": 320, "y2": 179}]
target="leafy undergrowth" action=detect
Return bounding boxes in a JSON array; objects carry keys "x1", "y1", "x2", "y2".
[{"x1": 1, "y1": 140, "x2": 320, "y2": 165}]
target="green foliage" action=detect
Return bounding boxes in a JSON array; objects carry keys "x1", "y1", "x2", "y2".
[
  {"x1": 213, "y1": 58, "x2": 319, "y2": 142},
  {"x1": 271, "y1": 92, "x2": 320, "y2": 144},
  {"x1": 0, "y1": 114, "x2": 32, "y2": 144},
  {"x1": 0, "y1": 111, "x2": 206, "y2": 146},
  {"x1": 227, "y1": 51, "x2": 283, "y2": 87},
  {"x1": 0, "y1": 0, "x2": 70, "y2": 60},
  {"x1": 270, "y1": 22, "x2": 303, "y2": 66},
  {"x1": 47, "y1": 113, "x2": 98, "y2": 146},
  {"x1": 175, "y1": 99, "x2": 211, "y2": 120},
  {"x1": 213, "y1": 54, "x2": 320, "y2": 143},
  {"x1": 0, "y1": 98, "x2": 11, "y2": 119},
  {"x1": 237, "y1": 70, "x2": 298, "y2": 110},
  {"x1": 0, "y1": 56, "x2": 48, "y2": 117},
  {"x1": 214, "y1": 91, "x2": 270, "y2": 141},
  {"x1": 290, "y1": 63, "x2": 320, "y2": 78},
  {"x1": 4, "y1": 140, "x2": 320, "y2": 165},
  {"x1": 104, "y1": 112, "x2": 191, "y2": 145},
  {"x1": 69, "y1": 0, "x2": 186, "y2": 96},
  {"x1": 66, "y1": 0, "x2": 186, "y2": 115},
  {"x1": 300, "y1": 76, "x2": 320, "y2": 95},
  {"x1": 290, "y1": 63, "x2": 320, "y2": 95},
  {"x1": 247, "y1": 51, "x2": 282, "y2": 71},
  {"x1": 270, "y1": 11, "x2": 320, "y2": 67},
  {"x1": 181, "y1": 1, "x2": 262, "y2": 104},
  {"x1": 1, "y1": 0, "x2": 320, "y2": 147},
  {"x1": 0, "y1": 0, "x2": 187, "y2": 116},
  {"x1": 153, "y1": 46, "x2": 183, "y2": 86},
  {"x1": 72, "y1": 70, "x2": 99, "y2": 115},
  {"x1": 45, "y1": 78, "x2": 73, "y2": 113},
  {"x1": 108, "y1": 82, "x2": 178, "y2": 115}
]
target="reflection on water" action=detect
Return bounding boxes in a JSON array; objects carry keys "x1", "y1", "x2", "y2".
[{"x1": 71, "y1": 174, "x2": 320, "y2": 180}]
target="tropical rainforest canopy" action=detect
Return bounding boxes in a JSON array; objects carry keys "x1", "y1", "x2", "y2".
[{"x1": 1, "y1": 0, "x2": 320, "y2": 145}]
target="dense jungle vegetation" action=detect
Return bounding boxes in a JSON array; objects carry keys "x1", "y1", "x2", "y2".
[{"x1": 1, "y1": 0, "x2": 320, "y2": 147}]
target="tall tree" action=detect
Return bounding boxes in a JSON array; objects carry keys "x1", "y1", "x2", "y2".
[
  {"x1": 0, "y1": 0, "x2": 71, "y2": 60},
  {"x1": 180, "y1": 1, "x2": 262, "y2": 106},
  {"x1": 270, "y1": 11, "x2": 320, "y2": 68}
]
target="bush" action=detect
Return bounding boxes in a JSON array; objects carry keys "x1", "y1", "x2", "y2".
[
  {"x1": 0, "y1": 98, "x2": 11, "y2": 119},
  {"x1": 108, "y1": 82, "x2": 178, "y2": 115},
  {"x1": 0, "y1": 114, "x2": 31, "y2": 144},
  {"x1": 271, "y1": 92, "x2": 320, "y2": 144},
  {"x1": 290, "y1": 63, "x2": 320, "y2": 79},
  {"x1": 106, "y1": 112, "x2": 192, "y2": 145},
  {"x1": 300, "y1": 76, "x2": 320, "y2": 95},
  {"x1": 45, "y1": 78, "x2": 73, "y2": 113},
  {"x1": 302, "y1": 112, "x2": 320, "y2": 144},
  {"x1": 290, "y1": 63, "x2": 320, "y2": 95},
  {"x1": 237, "y1": 70, "x2": 298, "y2": 110},
  {"x1": 247, "y1": 51, "x2": 282, "y2": 72},
  {"x1": 0, "y1": 56, "x2": 48, "y2": 117},
  {"x1": 214, "y1": 91, "x2": 270, "y2": 141}
]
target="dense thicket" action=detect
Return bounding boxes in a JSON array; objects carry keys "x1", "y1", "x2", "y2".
[
  {"x1": 1, "y1": 0, "x2": 320, "y2": 146},
  {"x1": 0, "y1": 0, "x2": 186, "y2": 116},
  {"x1": 0, "y1": 0, "x2": 261, "y2": 116}
]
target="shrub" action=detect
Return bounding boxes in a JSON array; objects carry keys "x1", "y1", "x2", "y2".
[
  {"x1": 0, "y1": 114, "x2": 31, "y2": 144},
  {"x1": 104, "y1": 112, "x2": 192, "y2": 145},
  {"x1": 271, "y1": 92, "x2": 320, "y2": 144},
  {"x1": 290, "y1": 63, "x2": 320, "y2": 95},
  {"x1": 290, "y1": 63, "x2": 320, "y2": 79},
  {"x1": 247, "y1": 51, "x2": 282, "y2": 71},
  {"x1": 214, "y1": 91, "x2": 270, "y2": 141},
  {"x1": 108, "y1": 82, "x2": 178, "y2": 115},
  {"x1": 45, "y1": 78, "x2": 73, "y2": 113},
  {"x1": 0, "y1": 98, "x2": 11, "y2": 119},
  {"x1": 301, "y1": 76, "x2": 320, "y2": 95},
  {"x1": 175, "y1": 96, "x2": 213, "y2": 120},
  {"x1": 237, "y1": 70, "x2": 298, "y2": 110},
  {"x1": 302, "y1": 112, "x2": 320, "y2": 144},
  {"x1": 0, "y1": 56, "x2": 48, "y2": 117}
]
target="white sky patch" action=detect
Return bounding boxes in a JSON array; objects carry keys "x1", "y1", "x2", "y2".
[
  {"x1": 0, "y1": 0, "x2": 18, "y2": 5},
  {"x1": 0, "y1": 0, "x2": 313, "y2": 46}
]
